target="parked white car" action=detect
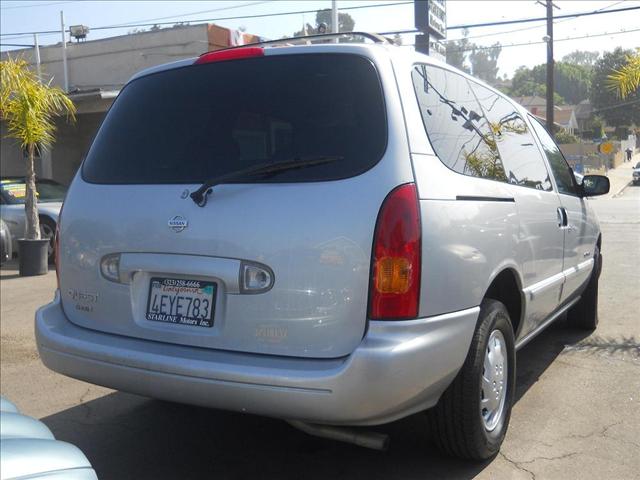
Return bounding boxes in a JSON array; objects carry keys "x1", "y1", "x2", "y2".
[
  {"x1": 633, "y1": 161, "x2": 640, "y2": 185},
  {"x1": 0, "y1": 396, "x2": 97, "y2": 480},
  {"x1": 0, "y1": 178, "x2": 66, "y2": 262}
]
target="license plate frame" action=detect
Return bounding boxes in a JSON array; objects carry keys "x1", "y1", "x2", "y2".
[{"x1": 145, "y1": 277, "x2": 216, "y2": 328}]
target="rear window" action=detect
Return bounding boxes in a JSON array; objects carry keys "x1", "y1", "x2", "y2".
[{"x1": 82, "y1": 54, "x2": 387, "y2": 184}]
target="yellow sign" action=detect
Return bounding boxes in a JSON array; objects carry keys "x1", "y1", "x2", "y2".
[{"x1": 600, "y1": 142, "x2": 614, "y2": 155}]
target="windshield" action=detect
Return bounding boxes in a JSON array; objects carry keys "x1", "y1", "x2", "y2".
[
  {"x1": 82, "y1": 53, "x2": 387, "y2": 184},
  {"x1": 0, "y1": 179, "x2": 67, "y2": 204}
]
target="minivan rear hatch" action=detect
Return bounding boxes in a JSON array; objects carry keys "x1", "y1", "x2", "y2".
[{"x1": 59, "y1": 48, "x2": 409, "y2": 358}]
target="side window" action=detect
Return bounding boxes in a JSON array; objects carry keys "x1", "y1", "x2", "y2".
[
  {"x1": 528, "y1": 117, "x2": 577, "y2": 195},
  {"x1": 412, "y1": 65, "x2": 507, "y2": 182},
  {"x1": 469, "y1": 83, "x2": 553, "y2": 191}
]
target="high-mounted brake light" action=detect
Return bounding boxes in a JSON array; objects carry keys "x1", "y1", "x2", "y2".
[
  {"x1": 194, "y1": 47, "x2": 264, "y2": 65},
  {"x1": 369, "y1": 183, "x2": 421, "y2": 320}
]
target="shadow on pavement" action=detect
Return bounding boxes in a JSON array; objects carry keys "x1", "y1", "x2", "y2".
[
  {"x1": 42, "y1": 319, "x2": 593, "y2": 480},
  {"x1": 0, "y1": 259, "x2": 21, "y2": 279},
  {"x1": 0, "y1": 258, "x2": 54, "y2": 280}
]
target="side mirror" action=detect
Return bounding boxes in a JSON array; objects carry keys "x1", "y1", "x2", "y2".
[{"x1": 581, "y1": 175, "x2": 610, "y2": 197}]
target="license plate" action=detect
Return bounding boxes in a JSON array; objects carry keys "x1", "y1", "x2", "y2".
[{"x1": 146, "y1": 277, "x2": 216, "y2": 328}]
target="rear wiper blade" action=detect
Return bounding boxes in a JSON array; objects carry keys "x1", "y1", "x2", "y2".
[{"x1": 190, "y1": 155, "x2": 343, "y2": 207}]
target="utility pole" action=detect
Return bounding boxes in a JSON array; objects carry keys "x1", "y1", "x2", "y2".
[
  {"x1": 545, "y1": 0, "x2": 554, "y2": 137},
  {"x1": 60, "y1": 11, "x2": 69, "y2": 92},
  {"x1": 331, "y1": 0, "x2": 339, "y2": 42},
  {"x1": 538, "y1": 1, "x2": 559, "y2": 136},
  {"x1": 33, "y1": 34, "x2": 41, "y2": 81}
]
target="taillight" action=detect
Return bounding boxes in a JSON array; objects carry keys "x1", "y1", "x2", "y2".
[
  {"x1": 54, "y1": 202, "x2": 63, "y2": 289},
  {"x1": 369, "y1": 183, "x2": 421, "y2": 320},
  {"x1": 194, "y1": 47, "x2": 264, "y2": 65}
]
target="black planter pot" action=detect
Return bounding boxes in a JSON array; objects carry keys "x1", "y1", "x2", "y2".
[{"x1": 18, "y1": 238, "x2": 49, "y2": 276}]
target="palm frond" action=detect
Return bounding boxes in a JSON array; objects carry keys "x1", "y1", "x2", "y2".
[
  {"x1": 606, "y1": 49, "x2": 640, "y2": 99},
  {"x1": 1, "y1": 56, "x2": 76, "y2": 149}
]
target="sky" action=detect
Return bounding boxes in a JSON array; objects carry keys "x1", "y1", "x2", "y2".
[{"x1": 1, "y1": 0, "x2": 639, "y2": 77}]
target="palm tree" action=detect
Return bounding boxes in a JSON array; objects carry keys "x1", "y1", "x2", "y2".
[
  {"x1": 0, "y1": 57, "x2": 75, "y2": 243},
  {"x1": 606, "y1": 48, "x2": 640, "y2": 99}
]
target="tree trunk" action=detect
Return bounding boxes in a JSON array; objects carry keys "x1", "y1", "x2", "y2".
[{"x1": 24, "y1": 143, "x2": 41, "y2": 240}]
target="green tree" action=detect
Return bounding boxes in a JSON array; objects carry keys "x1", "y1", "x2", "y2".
[
  {"x1": 293, "y1": 10, "x2": 355, "y2": 37},
  {"x1": 562, "y1": 50, "x2": 600, "y2": 69},
  {"x1": 511, "y1": 67, "x2": 565, "y2": 104},
  {"x1": 591, "y1": 47, "x2": 640, "y2": 127},
  {"x1": 316, "y1": 9, "x2": 355, "y2": 33},
  {"x1": 469, "y1": 42, "x2": 502, "y2": 84},
  {"x1": 0, "y1": 57, "x2": 76, "y2": 240},
  {"x1": 510, "y1": 62, "x2": 590, "y2": 105},
  {"x1": 446, "y1": 28, "x2": 471, "y2": 73}
]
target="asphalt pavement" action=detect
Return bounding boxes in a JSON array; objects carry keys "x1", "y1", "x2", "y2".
[{"x1": 1, "y1": 181, "x2": 638, "y2": 480}]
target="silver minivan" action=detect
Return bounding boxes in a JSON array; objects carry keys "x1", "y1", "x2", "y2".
[{"x1": 36, "y1": 34, "x2": 610, "y2": 460}]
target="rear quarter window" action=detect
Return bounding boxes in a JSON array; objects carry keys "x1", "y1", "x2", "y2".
[
  {"x1": 82, "y1": 54, "x2": 387, "y2": 184},
  {"x1": 411, "y1": 64, "x2": 507, "y2": 183}
]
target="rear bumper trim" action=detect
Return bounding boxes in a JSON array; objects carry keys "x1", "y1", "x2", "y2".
[{"x1": 36, "y1": 292, "x2": 479, "y2": 426}]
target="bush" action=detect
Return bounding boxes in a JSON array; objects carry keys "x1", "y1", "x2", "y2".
[{"x1": 555, "y1": 131, "x2": 579, "y2": 144}]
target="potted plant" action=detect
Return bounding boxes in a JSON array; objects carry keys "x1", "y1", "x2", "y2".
[{"x1": 0, "y1": 57, "x2": 75, "y2": 276}]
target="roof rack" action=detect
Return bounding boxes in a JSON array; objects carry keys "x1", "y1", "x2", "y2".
[{"x1": 201, "y1": 31, "x2": 394, "y2": 57}]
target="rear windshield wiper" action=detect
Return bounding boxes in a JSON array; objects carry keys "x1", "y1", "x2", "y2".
[{"x1": 190, "y1": 155, "x2": 343, "y2": 207}]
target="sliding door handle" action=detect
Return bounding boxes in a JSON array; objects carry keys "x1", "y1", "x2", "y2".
[{"x1": 557, "y1": 207, "x2": 568, "y2": 227}]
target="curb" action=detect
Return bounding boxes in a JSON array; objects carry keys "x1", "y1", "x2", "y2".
[{"x1": 611, "y1": 181, "x2": 631, "y2": 198}]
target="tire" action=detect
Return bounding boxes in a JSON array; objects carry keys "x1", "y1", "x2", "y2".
[
  {"x1": 39, "y1": 217, "x2": 56, "y2": 264},
  {"x1": 567, "y1": 246, "x2": 601, "y2": 330},
  {"x1": 428, "y1": 299, "x2": 516, "y2": 460}
]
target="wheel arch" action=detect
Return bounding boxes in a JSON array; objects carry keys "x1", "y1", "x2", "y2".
[{"x1": 483, "y1": 266, "x2": 524, "y2": 338}]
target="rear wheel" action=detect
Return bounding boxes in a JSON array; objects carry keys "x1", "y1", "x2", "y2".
[
  {"x1": 39, "y1": 217, "x2": 56, "y2": 264},
  {"x1": 428, "y1": 299, "x2": 516, "y2": 460},
  {"x1": 568, "y1": 246, "x2": 601, "y2": 330}
]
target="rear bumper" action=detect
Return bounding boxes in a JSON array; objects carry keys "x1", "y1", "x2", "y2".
[{"x1": 36, "y1": 292, "x2": 478, "y2": 426}]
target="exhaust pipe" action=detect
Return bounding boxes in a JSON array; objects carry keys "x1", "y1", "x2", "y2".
[{"x1": 286, "y1": 420, "x2": 390, "y2": 451}]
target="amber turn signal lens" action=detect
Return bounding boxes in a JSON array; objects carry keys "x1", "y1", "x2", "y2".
[{"x1": 375, "y1": 257, "x2": 412, "y2": 294}]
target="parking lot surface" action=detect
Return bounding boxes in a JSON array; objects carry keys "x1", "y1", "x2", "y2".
[{"x1": 1, "y1": 186, "x2": 639, "y2": 479}]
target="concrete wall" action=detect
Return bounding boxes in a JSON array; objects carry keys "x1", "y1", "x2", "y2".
[
  {"x1": 1, "y1": 124, "x2": 24, "y2": 177},
  {"x1": 1, "y1": 113, "x2": 104, "y2": 184},
  {"x1": 1, "y1": 124, "x2": 53, "y2": 179},
  {"x1": 51, "y1": 113, "x2": 106, "y2": 184},
  {"x1": 3, "y1": 24, "x2": 209, "y2": 90}
]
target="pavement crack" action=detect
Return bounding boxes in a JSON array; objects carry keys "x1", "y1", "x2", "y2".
[
  {"x1": 78, "y1": 387, "x2": 93, "y2": 419},
  {"x1": 499, "y1": 451, "x2": 536, "y2": 480},
  {"x1": 499, "y1": 449, "x2": 584, "y2": 479},
  {"x1": 566, "y1": 421, "x2": 622, "y2": 441},
  {"x1": 518, "y1": 451, "x2": 581, "y2": 465}
]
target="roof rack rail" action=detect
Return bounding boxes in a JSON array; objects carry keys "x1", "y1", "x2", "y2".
[
  {"x1": 252, "y1": 31, "x2": 393, "y2": 48},
  {"x1": 198, "y1": 31, "x2": 393, "y2": 58}
]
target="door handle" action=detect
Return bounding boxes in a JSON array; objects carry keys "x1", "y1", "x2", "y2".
[{"x1": 557, "y1": 207, "x2": 568, "y2": 228}]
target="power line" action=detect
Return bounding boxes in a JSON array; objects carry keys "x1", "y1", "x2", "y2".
[
  {"x1": 103, "y1": 1, "x2": 270, "y2": 30},
  {"x1": 449, "y1": 4, "x2": 640, "y2": 30},
  {"x1": 591, "y1": 98, "x2": 640, "y2": 113},
  {"x1": 422, "y1": 27, "x2": 640, "y2": 53},
  {"x1": 0, "y1": 1, "x2": 75, "y2": 10},
  {"x1": 380, "y1": 4, "x2": 640, "y2": 36},
  {"x1": 2, "y1": 1, "x2": 638, "y2": 50},
  {"x1": 0, "y1": 1, "x2": 413, "y2": 37},
  {"x1": 445, "y1": 0, "x2": 628, "y2": 42}
]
